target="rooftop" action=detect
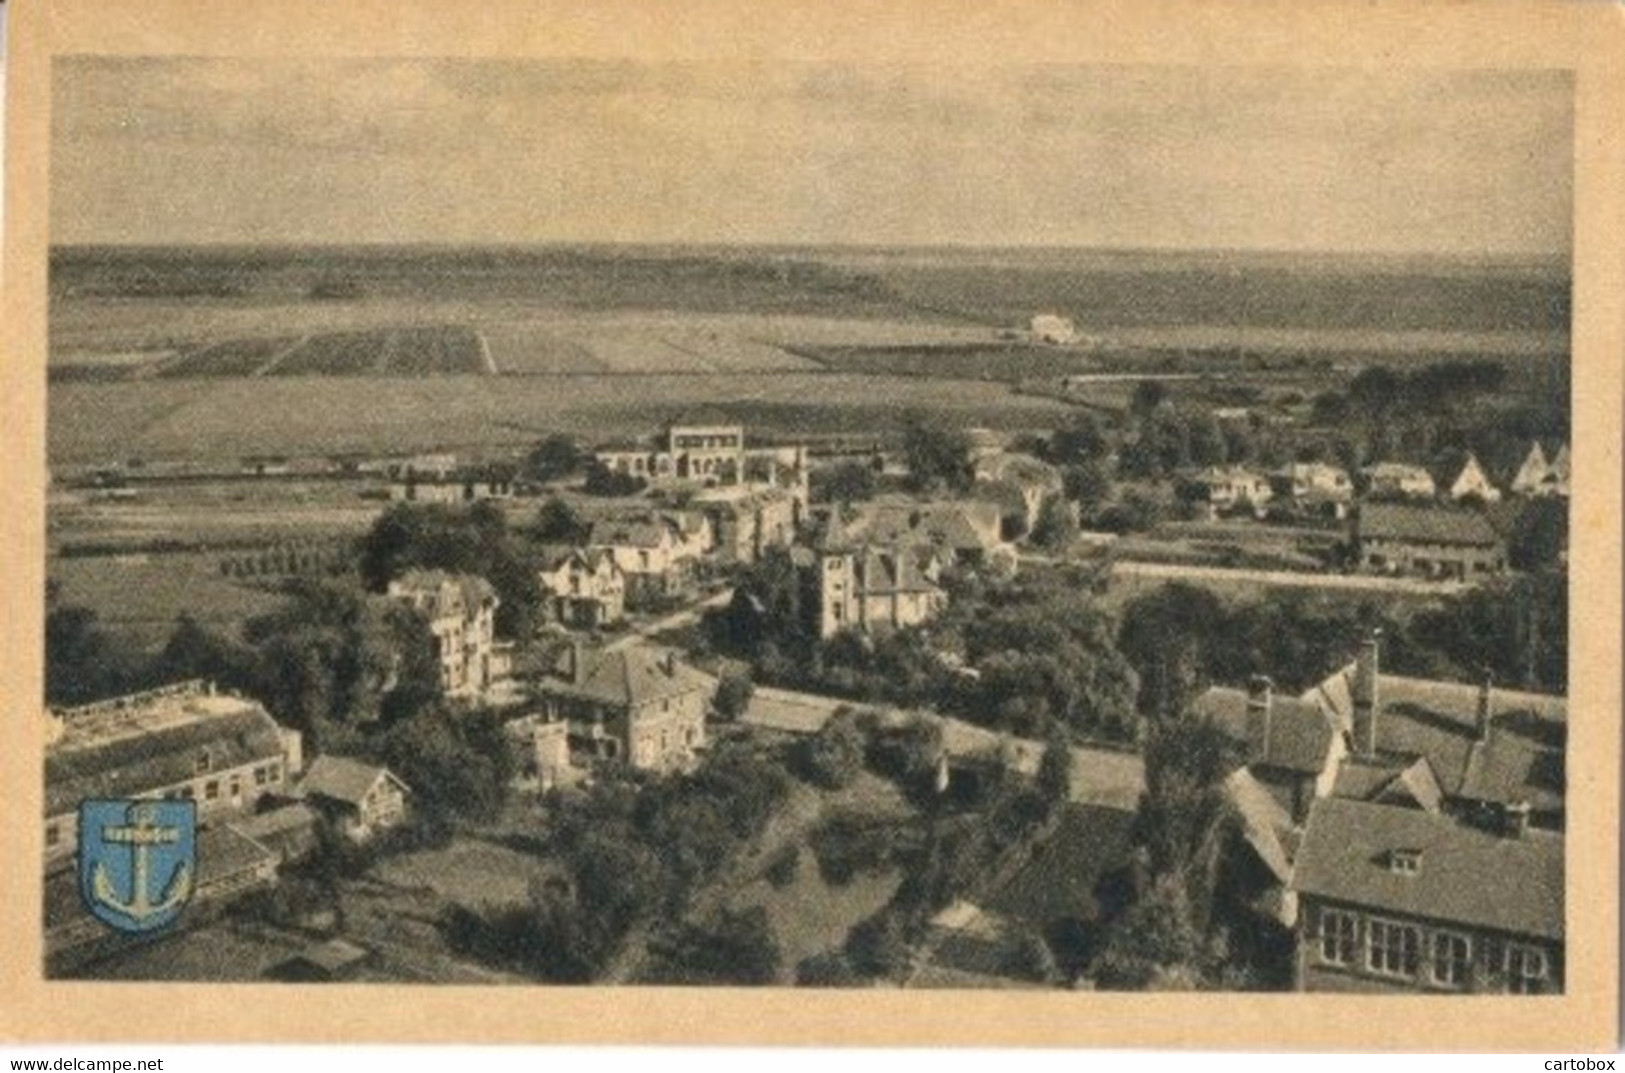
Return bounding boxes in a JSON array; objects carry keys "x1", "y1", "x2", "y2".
[
  {"x1": 1293, "y1": 796, "x2": 1562, "y2": 941},
  {"x1": 299, "y1": 755, "x2": 402, "y2": 808},
  {"x1": 1192, "y1": 686, "x2": 1336, "y2": 775},
  {"x1": 541, "y1": 643, "x2": 714, "y2": 710},
  {"x1": 46, "y1": 688, "x2": 287, "y2": 819},
  {"x1": 1356, "y1": 503, "x2": 1502, "y2": 546}
]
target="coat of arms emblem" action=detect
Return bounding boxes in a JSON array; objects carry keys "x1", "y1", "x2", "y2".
[{"x1": 77, "y1": 799, "x2": 196, "y2": 934}]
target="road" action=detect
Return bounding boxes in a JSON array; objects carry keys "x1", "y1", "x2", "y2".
[
  {"x1": 741, "y1": 684, "x2": 1145, "y2": 812},
  {"x1": 604, "y1": 587, "x2": 734, "y2": 652}
]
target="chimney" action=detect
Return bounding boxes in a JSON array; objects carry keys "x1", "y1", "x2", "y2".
[
  {"x1": 1352, "y1": 629, "x2": 1381, "y2": 759},
  {"x1": 1246, "y1": 675, "x2": 1274, "y2": 762},
  {"x1": 1477, "y1": 667, "x2": 1494, "y2": 741},
  {"x1": 1503, "y1": 800, "x2": 1531, "y2": 839},
  {"x1": 564, "y1": 639, "x2": 584, "y2": 685}
]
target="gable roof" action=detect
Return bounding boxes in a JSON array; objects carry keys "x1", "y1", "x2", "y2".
[
  {"x1": 46, "y1": 694, "x2": 286, "y2": 818},
  {"x1": 1223, "y1": 767, "x2": 1298, "y2": 884},
  {"x1": 1192, "y1": 686, "x2": 1336, "y2": 775},
  {"x1": 1293, "y1": 797, "x2": 1562, "y2": 940},
  {"x1": 854, "y1": 547, "x2": 941, "y2": 596},
  {"x1": 388, "y1": 570, "x2": 497, "y2": 618},
  {"x1": 1315, "y1": 669, "x2": 1565, "y2": 815},
  {"x1": 299, "y1": 755, "x2": 405, "y2": 808},
  {"x1": 1356, "y1": 503, "x2": 1502, "y2": 547},
  {"x1": 541, "y1": 643, "x2": 714, "y2": 710},
  {"x1": 1333, "y1": 756, "x2": 1444, "y2": 814}
]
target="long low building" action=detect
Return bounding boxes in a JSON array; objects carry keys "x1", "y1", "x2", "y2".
[{"x1": 44, "y1": 681, "x2": 304, "y2": 864}]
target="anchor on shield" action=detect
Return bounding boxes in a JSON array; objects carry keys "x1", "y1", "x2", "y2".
[{"x1": 78, "y1": 799, "x2": 196, "y2": 934}]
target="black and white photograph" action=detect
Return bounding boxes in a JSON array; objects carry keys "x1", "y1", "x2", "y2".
[{"x1": 5, "y1": 0, "x2": 1621, "y2": 1053}]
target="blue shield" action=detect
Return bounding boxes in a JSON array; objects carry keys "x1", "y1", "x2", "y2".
[{"x1": 78, "y1": 799, "x2": 197, "y2": 934}]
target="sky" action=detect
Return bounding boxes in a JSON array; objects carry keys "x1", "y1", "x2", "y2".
[{"x1": 50, "y1": 58, "x2": 1573, "y2": 255}]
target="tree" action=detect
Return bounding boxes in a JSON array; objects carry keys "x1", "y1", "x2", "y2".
[
  {"x1": 45, "y1": 605, "x2": 148, "y2": 705},
  {"x1": 525, "y1": 434, "x2": 586, "y2": 484},
  {"x1": 1130, "y1": 380, "x2": 1169, "y2": 420},
  {"x1": 1051, "y1": 410, "x2": 1110, "y2": 465},
  {"x1": 1037, "y1": 725, "x2": 1074, "y2": 810},
  {"x1": 1117, "y1": 583, "x2": 1226, "y2": 721},
  {"x1": 647, "y1": 907, "x2": 783, "y2": 985},
  {"x1": 582, "y1": 460, "x2": 647, "y2": 498},
  {"x1": 812, "y1": 460, "x2": 878, "y2": 504},
  {"x1": 532, "y1": 497, "x2": 588, "y2": 544},
  {"x1": 901, "y1": 415, "x2": 973, "y2": 494},
  {"x1": 1348, "y1": 365, "x2": 1402, "y2": 415},
  {"x1": 1030, "y1": 494, "x2": 1080, "y2": 550},
  {"x1": 1507, "y1": 498, "x2": 1568, "y2": 572},
  {"x1": 800, "y1": 706, "x2": 868, "y2": 789},
  {"x1": 1063, "y1": 460, "x2": 1112, "y2": 510},
  {"x1": 713, "y1": 670, "x2": 755, "y2": 722},
  {"x1": 1094, "y1": 874, "x2": 1206, "y2": 990}
]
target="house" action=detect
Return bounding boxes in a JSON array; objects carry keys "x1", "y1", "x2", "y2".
[
  {"x1": 504, "y1": 712, "x2": 574, "y2": 793},
  {"x1": 1192, "y1": 675, "x2": 1344, "y2": 825},
  {"x1": 536, "y1": 547, "x2": 626, "y2": 628},
  {"x1": 1030, "y1": 313, "x2": 1077, "y2": 345},
  {"x1": 266, "y1": 938, "x2": 375, "y2": 982},
  {"x1": 1271, "y1": 462, "x2": 1354, "y2": 520},
  {"x1": 1510, "y1": 441, "x2": 1571, "y2": 499},
  {"x1": 693, "y1": 485, "x2": 800, "y2": 566},
  {"x1": 797, "y1": 544, "x2": 949, "y2": 639},
  {"x1": 385, "y1": 570, "x2": 502, "y2": 697},
  {"x1": 972, "y1": 452, "x2": 1064, "y2": 537},
  {"x1": 1361, "y1": 462, "x2": 1437, "y2": 501},
  {"x1": 389, "y1": 466, "x2": 515, "y2": 504},
  {"x1": 1180, "y1": 466, "x2": 1274, "y2": 519},
  {"x1": 815, "y1": 498, "x2": 1013, "y2": 572},
  {"x1": 585, "y1": 513, "x2": 694, "y2": 608},
  {"x1": 298, "y1": 756, "x2": 410, "y2": 841},
  {"x1": 43, "y1": 680, "x2": 304, "y2": 863},
  {"x1": 1208, "y1": 630, "x2": 1569, "y2": 994},
  {"x1": 1353, "y1": 503, "x2": 1506, "y2": 580},
  {"x1": 532, "y1": 642, "x2": 713, "y2": 771},
  {"x1": 1444, "y1": 452, "x2": 1502, "y2": 504},
  {"x1": 595, "y1": 421, "x2": 810, "y2": 506},
  {"x1": 1292, "y1": 797, "x2": 1562, "y2": 993}
]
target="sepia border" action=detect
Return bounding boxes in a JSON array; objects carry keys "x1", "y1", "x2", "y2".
[{"x1": 2, "y1": 0, "x2": 1620, "y2": 1050}]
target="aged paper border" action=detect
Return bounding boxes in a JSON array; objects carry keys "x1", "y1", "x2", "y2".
[{"x1": 3, "y1": 0, "x2": 1620, "y2": 1050}]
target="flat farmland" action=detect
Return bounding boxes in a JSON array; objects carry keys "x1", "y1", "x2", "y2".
[
  {"x1": 48, "y1": 552, "x2": 293, "y2": 650},
  {"x1": 49, "y1": 374, "x2": 1072, "y2": 464}
]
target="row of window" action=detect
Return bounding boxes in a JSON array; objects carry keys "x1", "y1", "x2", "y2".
[
  {"x1": 43, "y1": 762, "x2": 284, "y2": 848},
  {"x1": 1319, "y1": 909, "x2": 1552, "y2": 993}
]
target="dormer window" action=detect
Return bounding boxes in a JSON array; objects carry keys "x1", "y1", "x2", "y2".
[{"x1": 1389, "y1": 848, "x2": 1423, "y2": 875}]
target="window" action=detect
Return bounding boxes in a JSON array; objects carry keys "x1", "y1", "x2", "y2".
[
  {"x1": 179, "y1": 785, "x2": 196, "y2": 800},
  {"x1": 45, "y1": 824, "x2": 60, "y2": 847},
  {"x1": 205, "y1": 780, "x2": 220, "y2": 801},
  {"x1": 1504, "y1": 944, "x2": 1550, "y2": 995},
  {"x1": 228, "y1": 775, "x2": 242, "y2": 798},
  {"x1": 1432, "y1": 931, "x2": 1472, "y2": 988},
  {"x1": 1389, "y1": 849, "x2": 1423, "y2": 876},
  {"x1": 254, "y1": 766, "x2": 268, "y2": 786},
  {"x1": 1366, "y1": 917, "x2": 1421, "y2": 978},
  {"x1": 1320, "y1": 909, "x2": 1359, "y2": 966},
  {"x1": 268, "y1": 763, "x2": 282, "y2": 783}
]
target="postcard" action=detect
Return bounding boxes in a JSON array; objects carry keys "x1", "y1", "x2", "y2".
[{"x1": 2, "y1": 0, "x2": 1620, "y2": 1050}]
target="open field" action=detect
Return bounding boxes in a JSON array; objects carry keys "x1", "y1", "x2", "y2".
[
  {"x1": 48, "y1": 552, "x2": 293, "y2": 650},
  {"x1": 49, "y1": 373, "x2": 1072, "y2": 464}
]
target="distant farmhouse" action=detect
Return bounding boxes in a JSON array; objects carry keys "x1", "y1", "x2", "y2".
[
  {"x1": 1029, "y1": 313, "x2": 1078, "y2": 345},
  {"x1": 1443, "y1": 452, "x2": 1501, "y2": 504},
  {"x1": 532, "y1": 641, "x2": 713, "y2": 771},
  {"x1": 1354, "y1": 503, "x2": 1506, "y2": 581},
  {"x1": 1182, "y1": 465, "x2": 1274, "y2": 520},
  {"x1": 1271, "y1": 462, "x2": 1355, "y2": 520},
  {"x1": 1193, "y1": 632, "x2": 1565, "y2": 994},
  {"x1": 385, "y1": 570, "x2": 507, "y2": 698}
]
